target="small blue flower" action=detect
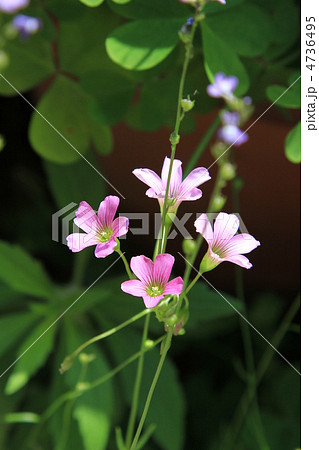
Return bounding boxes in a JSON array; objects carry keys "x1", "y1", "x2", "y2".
[
  {"x1": 221, "y1": 111, "x2": 241, "y2": 126},
  {"x1": 0, "y1": 0, "x2": 29, "y2": 14},
  {"x1": 12, "y1": 14, "x2": 42, "y2": 39},
  {"x1": 186, "y1": 17, "x2": 194, "y2": 26},
  {"x1": 207, "y1": 73, "x2": 238, "y2": 99},
  {"x1": 217, "y1": 125, "x2": 248, "y2": 147}
]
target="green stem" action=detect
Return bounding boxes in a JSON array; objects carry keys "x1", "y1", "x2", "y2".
[
  {"x1": 125, "y1": 314, "x2": 151, "y2": 448},
  {"x1": 60, "y1": 309, "x2": 151, "y2": 373},
  {"x1": 84, "y1": 336, "x2": 165, "y2": 392},
  {"x1": 184, "y1": 116, "x2": 220, "y2": 176},
  {"x1": 223, "y1": 295, "x2": 300, "y2": 448},
  {"x1": 71, "y1": 251, "x2": 88, "y2": 286},
  {"x1": 116, "y1": 248, "x2": 134, "y2": 279},
  {"x1": 130, "y1": 328, "x2": 174, "y2": 450},
  {"x1": 184, "y1": 272, "x2": 201, "y2": 295},
  {"x1": 160, "y1": 14, "x2": 200, "y2": 254}
]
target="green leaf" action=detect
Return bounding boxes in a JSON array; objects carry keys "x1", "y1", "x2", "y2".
[
  {"x1": 81, "y1": 70, "x2": 136, "y2": 126},
  {"x1": 29, "y1": 76, "x2": 90, "y2": 164},
  {"x1": 186, "y1": 282, "x2": 243, "y2": 331},
  {"x1": 108, "y1": 0, "x2": 187, "y2": 19},
  {"x1": 63, "y1": 321, "x2": 113, "y2": 450},
  {"x1": 97, "y1": 317, "x2": 186, "y2": 450},
  {"x1": 125, "y1": 73, "x2": 179, "y2": 131},
  {"x1": 79, "y1": 0, "x2": 104, "y2": 6},
  {"x1": 5, "y1": 317, "x2": 57, "y2": 394},
  {"x1": 44, "y1": 155, "x2": 106, "y2": 209},
  {"x1": 0, "y1": 241, "x2": 54, "y2": 298},
  {"x1": 285, "y1": 122, "x2": 301, "y2": 164},
  {"x1": 0, "y1": 312, "x2": 38, "y2": 358},
  {"x1": 0, "y1": 35, "x2": 54, "y2": 95},
  {"x1": 205, "y1": 4, "x2": 272, "y2": 57},
  {"x1": 106, "y1": 19, "x2": 183, "y2": 71},
  {"x1": 89, "y1": 122, "x2": 114, "y2": 155},
  {"x1": 58, "y1": 7, "x2": 119, "y2": 77},
  {"x1": 201, "y1": 22, "x2": 249, "y2": 95},
  {"x1": 266, "y1": 77, "x2": 301, "y2": 109}
]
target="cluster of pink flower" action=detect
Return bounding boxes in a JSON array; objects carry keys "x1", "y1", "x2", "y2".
[{"x1": 67, "y1": 156, "x2": 260, "y2": 310}]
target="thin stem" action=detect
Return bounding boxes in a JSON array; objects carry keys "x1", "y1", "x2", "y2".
[
  {"x1": 184, "y1": 272, "x2": 201, "y2": 295},
  {"x1": 84, "y1": 336, "x2": 165, "y2": 392},
  {"x1": 160, "y1": 14, "x2": 200, "y2": 254},
  {"x1": 130, "y1": 328, "x2": 174, "y2": 450},
  {"x1": 116, "y1": 248, "x2": 134, "y2": 279},
  {"x1": 60, "y1": 309, "x2": 150, "y2": 373},
  {"x1": 223, "y1": 294, "x2": 300, "y2": 448},
  {"x1": 232, "y1": 170, "x2": 269, "y2": 449},
  {"x1": 71, "y1": 251, "x2": 88, "y2": 286},
  {"x1": 125, "y1": 313, "x2": 151, "y2": 448},
  {"x1": 184, "y1": 116, "x2": 220, "y2": 176}
]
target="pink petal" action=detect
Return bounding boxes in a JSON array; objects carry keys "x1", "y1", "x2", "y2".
[
  {"x1": 113, "y1": 216, "x2": 129, "y2": 237},
  {"x1": 94, "y1": 238, "x2": 117, "y2": 258},
  {"x1": 179, "y1": 167, "x2": 211, "y2": 200},
  {"x1": 153, "y1": 253, "x2": 174, "y2": 284},
  {"x1": 130, "y1": 255, "x2": 154, "y2": 284},
  {"x1": 132, "y1": 168, "x2": 163, "y2": 194},
  {"x1": 178, "y1": 187, "x2": 202, "y2": 201},
  {"x1": 163, "y1": 277, "x2": 184, "y2": 295},
  {"x1": 161, "y1": 157, "x2": 182, "y2": 196},
  {"x1": 66, "y1": 233, "x2": 98, "y2": 252},
  {"x1": 74, "y1": 201, "x2": 99, "y2": 234},
  {"x1": 97, "y1": 196, "x2": 120, "y2": 227},
  {"x1": 212, "y1": 213, "x2": 239, "y2": 246},
  {"x1": 223, "y1": 234, "x2": 261, "y2": 257},
  {"x1": 145, "y1": 188, "x2": 159, "y2": 199},
  {"x1": 194, "y1": 214, "x2": 214, "y2": 246},
  {"x1": 143, "y1": 294, "x2": 164, "y2": 308},
  {"x1": 222, "y1": 254, "x2": 253, "y2": 269},
  {"x1": 121, "y1": 280, "x2": 146, "y2": 297}
]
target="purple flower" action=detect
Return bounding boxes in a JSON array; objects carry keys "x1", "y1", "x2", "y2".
[
  {"x1": 66, "y1": 196, "x2": 129, "y2": 258},
  {"x1": 194, "y1": 213, "x2": 260, "y2": 271},
  {"x1": 221, "y1": 111, "x2": 241, "y2": 126},
  {"x1": 207, "y1": 73, "x2": 238, "y2": 99},
  {"x1": 12, "y1": 14, "x2": 42, "y2": 38},
  {"x1": 0, "y1": 0, "x2": 29, "y2": 13},
  {"x1": 217, "y1": 124, "x2": 248, "y2": 146},
  {"x1": 121, "y1": 254, "x2": 184, "y2": 308},
  {"x1": 133, "y1": 156, "x2": 211, "y2": 212}
]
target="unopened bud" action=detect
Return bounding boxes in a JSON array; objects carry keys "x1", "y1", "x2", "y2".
[
  {"x1": 211, "y1": 142, "x2": 227, "y2": 159},
  {"x1": 170, "y1": 132, "x2": 180, "y2": 145},
  {"x1": 79, "y1": 353, "x2": 96, "y2": 365},
  {"x1": 210, "y1": 194, "x2": 226, "y2": 212},
  {"x1": 0, "y1": 50, "x2": 9, "y2": 71},
  {"x1": 182, "y1": 237, "x2": 196, "y2": 256},
  {"x1": 220, "y1": 162, "x2": 236, "y2": 180}
]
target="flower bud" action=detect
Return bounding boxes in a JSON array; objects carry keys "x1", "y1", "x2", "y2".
[
  {"x1": 220, "y1": 162, "x2": 236, "y2": 180},
  {"x1": 182, "y1": 237, "x2": 197, "y2": 256},
  {"x1": 210, "y1": 142, "x2": 227, "y2": 159},
  {"x1": 210, "y1": 194, "x2": 226, "y2": 212},
  {"x1": 170, "y1": 132, "x2": 180, "y2": 145},
  {"x1": 0, "y1": 135, "x2": 5, "y2": 152},
  {"x1": 0, "y1": 50, "x2": 9, "y2": 71},
  {"x1": 181, "y1": 97, "x2": 195, "y2": 112},
  {"x1": 79, "y1": 353, "x2": 96, "y2": 365}
]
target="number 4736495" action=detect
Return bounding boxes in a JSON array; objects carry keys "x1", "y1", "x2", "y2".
[{"x1": 306, "y1": 17, "x2": 315, "y2": 71}]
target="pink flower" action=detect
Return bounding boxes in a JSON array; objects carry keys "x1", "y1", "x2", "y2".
[
  {"x1": 194, "y1": 213, "x2": 260, "y2": 270},
  {"x1": 133, "y1": 157, "x2": 211, "y2": 211},
  {"x1": 121, "y1": 254, "x2": 184, "y2": 308},
  {"x1": 66, "y1": 196, "x2": 129, "y2": 258}
]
